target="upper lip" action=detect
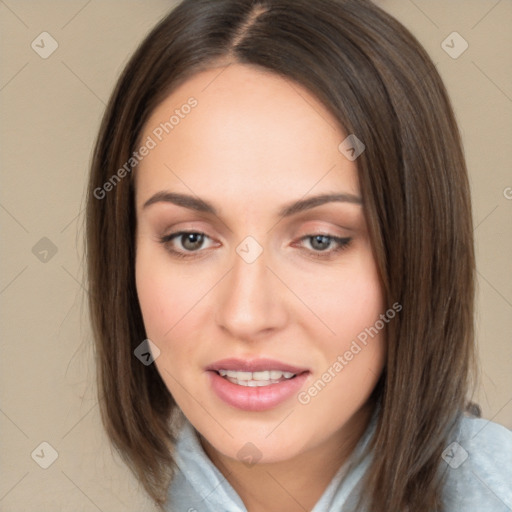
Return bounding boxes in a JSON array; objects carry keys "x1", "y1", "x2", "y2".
[{"x1": 206, "y1": 358, "x2": 309, "y2": 374}]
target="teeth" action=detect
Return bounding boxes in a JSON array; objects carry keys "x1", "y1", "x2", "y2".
[
  {"x1": 218, "y1": 369, "x2": 296, "y2": 380},
  {"x1": 253, "y1": 371, "x2": 270, "y2": 380},
  {"x1": 230, "y1": 378, "x2": 284, "y2": 386},
  {"x1": 226, "y1": 370, "x2": 252, "y2": 380},
  {"x1": 216, "y1": 369, "x2": 297, "y2": 386}
]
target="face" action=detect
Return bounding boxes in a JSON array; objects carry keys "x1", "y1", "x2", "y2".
[{"x1": 134, "y1": 63, "x2": 386, "y2": 465}]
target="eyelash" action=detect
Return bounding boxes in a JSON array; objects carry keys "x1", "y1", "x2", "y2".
[{"x1": 158, "y1": 231, "x2": 352, "y2": 260}]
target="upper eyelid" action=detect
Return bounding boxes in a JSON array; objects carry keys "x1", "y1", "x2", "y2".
[
  {"x1": 150, "y1": 209, "x2": 361, "y2": 234},
  {"x1": 160, "y1": 218, "x2": 355, "y2": 237}
]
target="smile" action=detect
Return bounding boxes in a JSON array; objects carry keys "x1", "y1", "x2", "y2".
[
  {"x1": 206, "y1": 358, "x2": 310, "y2": 411},
  {"x1": 216, "y1": 369, "x2": 297, "y2": 387}
]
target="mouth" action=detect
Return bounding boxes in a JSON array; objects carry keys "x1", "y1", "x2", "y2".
[
  {"x1": 205, "y1": 358, "x2": 310, "y2": 411},
  {"x1": 213, "y1": 369, "x2": 300, "y2": 387},
  {"x1": 206, "y1": 357, "x2": 309, "y2": 385}
]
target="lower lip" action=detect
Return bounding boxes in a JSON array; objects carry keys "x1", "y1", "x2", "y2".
[{"x1": 207, "y1": 371, "x2": 309, "y2": 412}]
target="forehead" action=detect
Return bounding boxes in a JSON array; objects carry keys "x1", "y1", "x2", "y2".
[{"x1": 135, "y1": 63, "x2": 360, "y2": 208}]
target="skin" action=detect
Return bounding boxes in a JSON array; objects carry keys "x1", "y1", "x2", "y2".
[{"x1": 134, "y1": 63, "x2": 386, "y2": 512}]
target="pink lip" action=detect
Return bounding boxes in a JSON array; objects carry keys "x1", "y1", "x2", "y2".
[
  {"x1": 205, "y1": 357, "x2": 309, "y2": 374},
  {"x1": 206, "y1": 358, "x2": 310, "y2": 412}
]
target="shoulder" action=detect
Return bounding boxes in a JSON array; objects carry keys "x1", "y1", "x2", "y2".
[{"x1": 441, "y1": 415, "x2": 512, "y2": 511}]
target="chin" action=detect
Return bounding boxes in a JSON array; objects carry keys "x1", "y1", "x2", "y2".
[{"x1": 194, "y1": 415, "x2": 317, "y2": 464}]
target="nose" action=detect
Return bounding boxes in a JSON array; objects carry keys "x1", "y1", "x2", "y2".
[{"x1": 214, "y1": 245, "x2": 288, "y2": 341}]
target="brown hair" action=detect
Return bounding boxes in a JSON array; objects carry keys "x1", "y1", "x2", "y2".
[{"x1": 85, "y1": 0, "x2": 477, "y2": 509}]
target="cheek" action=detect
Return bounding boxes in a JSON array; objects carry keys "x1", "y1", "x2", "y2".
[
  {"x1": 294, "y1": 251, "x2": 386, "y2": 404},
  {"x1": 325, "y1": 277, "x2": 382, "y2": 335},
  {"x1": 135, "y1": 245, "x2": 222, "y2": 385},
  {"x1": 295, "y1": 250, "x2": 385, "y2": 347},
  {"x1": 135, "y1": 270, "x2": 170, "y2": 340},
  {"x1": 135, "y1": 248, "x2": 204, "y2": 341},
  {"x1": 135, "y1": 258, "x2": 200, "y2": 395}
]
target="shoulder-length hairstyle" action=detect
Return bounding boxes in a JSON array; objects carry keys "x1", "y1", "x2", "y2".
[{"x1": 86, "y1": 0, "x2": 477, "y2": 510}]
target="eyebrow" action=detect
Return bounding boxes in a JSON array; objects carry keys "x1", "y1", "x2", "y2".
[{"x1": 142, "y1": 191, "x2": 362, "y2": 217}]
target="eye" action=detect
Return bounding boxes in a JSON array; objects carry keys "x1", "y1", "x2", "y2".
[
  {"x1": 159, "y1": 231, "x2": 215, "y2": 259},
  {"x1": 297, "y1": 234, "x2": 352, "y2": 259},
  {"x1": 158, "y1": 231, "x2": 352, "y2": 260}
]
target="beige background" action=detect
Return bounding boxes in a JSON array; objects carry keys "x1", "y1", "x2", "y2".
[{"x1": 1, "y1": 1, "x2": 511, "y2": 510}]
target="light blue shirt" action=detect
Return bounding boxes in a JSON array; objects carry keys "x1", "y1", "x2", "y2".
[{"x1": 166, "y1": 410, "x2": 512, "y2": 511}]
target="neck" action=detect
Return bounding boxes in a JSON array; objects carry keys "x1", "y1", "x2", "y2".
[{"x1": 199, "y1": 401, "x2": 374, "y2": 512}]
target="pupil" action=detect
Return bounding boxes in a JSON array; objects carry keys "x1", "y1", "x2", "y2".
[
  {"x1": 312, "y1": 235, "x2": 330, "y2": 251},
  {"x1": 183, "y1": 233, "x2": 203, "y2": 250}
]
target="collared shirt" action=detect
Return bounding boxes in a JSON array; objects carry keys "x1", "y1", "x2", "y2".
[{"x1": 166, "y1": 410, "x2": 512, "y2": 512}]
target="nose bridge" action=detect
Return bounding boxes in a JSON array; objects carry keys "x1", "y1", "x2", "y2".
[{"x1": 215, "y1": 240, "x2": 285, "y2": 338}]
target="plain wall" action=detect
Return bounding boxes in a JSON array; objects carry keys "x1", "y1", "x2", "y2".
[{"x1": 1, "y1": 1, "x2": 511, "y2": 510}]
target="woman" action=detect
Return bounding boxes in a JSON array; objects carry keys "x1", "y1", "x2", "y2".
[{"x1": 86, "y1": 0, "x2": 512, "y2": 510}]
